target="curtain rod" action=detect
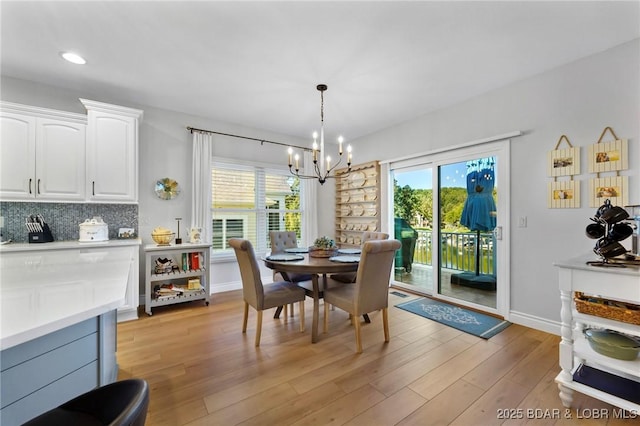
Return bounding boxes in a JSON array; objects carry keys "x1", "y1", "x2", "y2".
[{"x1": 187, "y1": 126, "x2": 312, "y2": 152}]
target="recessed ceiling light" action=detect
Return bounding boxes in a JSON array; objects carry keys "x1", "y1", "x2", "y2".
[{"x1": 60, "y1": 52, "x2": 86, "y2": 65}]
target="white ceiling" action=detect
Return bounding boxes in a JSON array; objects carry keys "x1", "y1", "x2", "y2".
[{"x1": 2, "y1": 1, "x2": 639, "y2": 143}]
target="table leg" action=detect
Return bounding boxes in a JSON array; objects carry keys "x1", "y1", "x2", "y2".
[
  {"x1": 312, "y1": 273, "x2": 320, "y2": 343},
  {"x1": 273, "y1": 306, "x2": 283, "y2": 319}
]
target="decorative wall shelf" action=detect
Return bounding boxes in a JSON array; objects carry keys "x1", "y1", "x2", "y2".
[{"x1": 335, "y1": 161, "x2": 381, "y2": 246}]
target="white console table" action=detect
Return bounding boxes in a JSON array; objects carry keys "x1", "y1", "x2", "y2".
[{"x1": 555, "y1": 255, "x2": 640, "y2": 412}]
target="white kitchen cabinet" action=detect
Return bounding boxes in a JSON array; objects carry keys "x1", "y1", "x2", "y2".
[
  {"x1": 0, "y1": 105, "x2": 86, "y2": 202},
  {"x1": 81, "y1": 99, "x2": 143, "y2": 203},
  {"x1": 555, "y1": 256, "x2": 640, "y2": 413}
]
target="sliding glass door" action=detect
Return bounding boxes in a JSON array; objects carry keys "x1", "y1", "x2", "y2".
[
  {"x1": 392, "y1": 166, "x2": 434, "y2": 293},
  {"x1": 437, "y1": 157, "x2": 497, "y2": 309},
  {"x1": 389, "y1": 140, "x2": 509, "y2": 315}
]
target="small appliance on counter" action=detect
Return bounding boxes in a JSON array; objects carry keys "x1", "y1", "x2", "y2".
[
  {"x1": 79, "y1": 217, "x2": 109, "y2": 242},
  {"x1": 26, "y1": 214, "x2": 54, "y2": 243}
]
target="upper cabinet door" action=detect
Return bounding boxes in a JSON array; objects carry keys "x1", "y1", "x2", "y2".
[
  {"x1": 0, "y1": 112, "x2": 36, "y2": 199},
  {"x1": 36, "y1": 118, "x2": 86, "y2": 201},
  {"x1": 82, "y1": 99, "x2": 143, "y2": 203}
]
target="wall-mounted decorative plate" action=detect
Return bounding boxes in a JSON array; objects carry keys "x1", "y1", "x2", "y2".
[{"x1": 155, "y1": 178, "x2": 180, "y2": 200}]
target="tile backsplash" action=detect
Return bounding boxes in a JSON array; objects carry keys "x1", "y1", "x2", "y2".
[{"x1": 0, "y1": 202, "x2": 138, "y2": 243}]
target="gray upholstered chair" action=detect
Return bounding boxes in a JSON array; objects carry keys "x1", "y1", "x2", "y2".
[
  {"x1": 331, "y1": 231, "x2": 389, "y2": 283},
  {"x1": 322, "y1": 239, "x2": 401, "y2": 353},
  {"x1": 269, "y1": 231, "x2": 313, "y2": 318},
  {"x1": 229, "y1": 238, "x2": 307, "y2": 346},
  {"x1": 269, "y1": 231, "x2": 313, "y2": 283}
]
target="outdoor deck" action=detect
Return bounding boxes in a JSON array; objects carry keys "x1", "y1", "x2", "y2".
[{"x1": 394, "y1": 264, "x2": 496, "y2": 308}]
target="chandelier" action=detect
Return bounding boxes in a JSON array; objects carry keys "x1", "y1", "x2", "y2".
[{"x1": 288, "y1": 84, "x2": 352, "y2": 185}]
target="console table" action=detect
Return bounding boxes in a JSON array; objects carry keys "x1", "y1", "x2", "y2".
[{"x1": 555, "y1": 255, "x2": 640, "y2": 412}]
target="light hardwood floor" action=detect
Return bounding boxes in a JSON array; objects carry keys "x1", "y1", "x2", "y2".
[{"x1": 117, "y1": 290, "x2": 637, "y2": 425}]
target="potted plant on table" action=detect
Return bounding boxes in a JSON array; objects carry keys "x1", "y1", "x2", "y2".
[{"x1": 309, "y1": 236, "x2": 338, "y2": 258}]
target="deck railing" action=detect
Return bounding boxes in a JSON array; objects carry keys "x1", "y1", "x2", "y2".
[{"x1": 411, "y1": 230, "x2": 495, "y2": 274}]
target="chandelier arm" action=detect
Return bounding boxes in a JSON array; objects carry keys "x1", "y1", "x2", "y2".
[{"x1": 289, "y1": 167, "x2": 325, "y2": 180}]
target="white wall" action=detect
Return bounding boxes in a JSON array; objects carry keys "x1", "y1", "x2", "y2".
[
  {"x1": 318, "y1": 39, "x2": 639, "y2": 332},
  {"x1": 2, "y1": 39, "x2": 638, "y2": 331}
]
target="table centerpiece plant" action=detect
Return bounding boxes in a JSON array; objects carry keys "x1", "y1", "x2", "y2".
[{"x1": 309, "y1": 236, "x2": 338, "y2": 258}]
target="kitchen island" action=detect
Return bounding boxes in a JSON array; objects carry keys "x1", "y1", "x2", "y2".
[
  {"x1": 0, "y1": 239, "x2": 141, "y2": 322},
  {"x1": 0, "y1": 244, "x2": 134, "y2": 425}
]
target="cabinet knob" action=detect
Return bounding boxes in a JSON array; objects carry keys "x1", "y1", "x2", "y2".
[
  {"x1": 29, "y1": 178, "x2": 32, "y2": 194},
  {"x1": 37, "y1": 179, "x2": 41, "y2": 194}
]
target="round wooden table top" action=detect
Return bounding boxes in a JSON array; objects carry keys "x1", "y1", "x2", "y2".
[{"x1": 263, "y1": 253, "x2": 359, "y2": 274}]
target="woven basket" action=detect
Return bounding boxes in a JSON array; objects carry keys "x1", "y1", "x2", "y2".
[
  {"x1": 574, "y1": 292, "x2": 640, "y2": 325},
  {"x1": 308, "y1": 247, "x2": 338, "y2": 258}
]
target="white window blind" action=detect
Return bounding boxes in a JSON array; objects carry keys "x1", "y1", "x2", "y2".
[{"x1": 211, "y1": 162, "x2": 302, "y2": 256}]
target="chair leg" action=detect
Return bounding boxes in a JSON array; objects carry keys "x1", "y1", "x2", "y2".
[
  {"x1": 242, "y1": 302, "x2": 249, "y2": 333},
  {"x1": 255, "y1": 310, "x2": 263, "y2": 347},
  {"x1": 323, "y1": 302, "x2": 329, "y2": 333},
  {"x1": 299, "y1": 300, "x2": 305, "y2": 332},
  {"x1": 290, "y1": 303, "x2": 295, "y2": 317},
  {"x1": 382, "y1": 307, "x2": 390, "y2": 342},
  {"x1": 354, "y1": 317, "x2": 362, "y2": 353},
  {"x1": 283, "y1": 304, "x2": 288, "y2": 320}
]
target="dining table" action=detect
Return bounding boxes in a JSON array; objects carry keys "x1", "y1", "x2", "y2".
[{"x1": 263, "y1": 250, "x2": 360, "y2": 343}]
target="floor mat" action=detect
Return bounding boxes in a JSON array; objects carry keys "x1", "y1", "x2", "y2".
[{"x1": 395, "y1": 297, "x2": 511, "y2": 339}]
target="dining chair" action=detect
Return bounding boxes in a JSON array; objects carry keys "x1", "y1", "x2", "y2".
[
  {"x1": 269, "y1": 231, "x2": 313, "y2": 283},
  {"x1": 322, "y1": 239, "x2": 401, "y2": 353},
  {"x1": 331, "y1": 231, "x2": 389, "y2": 283},
  {"x1": 229, "y1": 238, "x2": 307, "y2": 346},
  {"x1": 269, "y1": 231, "x2": 313, "y2": 318}
]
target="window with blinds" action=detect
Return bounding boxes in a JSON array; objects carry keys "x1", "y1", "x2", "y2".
[{"x1": 211, "y1": 162, "x2": 302, "y2": 255}]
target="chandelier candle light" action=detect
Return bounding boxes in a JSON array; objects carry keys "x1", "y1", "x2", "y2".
[{"x1": 288, "y1": 84, "x2": 352, "y2": 184}]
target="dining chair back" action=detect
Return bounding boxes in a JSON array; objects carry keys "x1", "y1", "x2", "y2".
[
  {"x1": 323, "y1": 239, "x2": 401, "y2": 353},
  {"x1": 269, "y1": 230, "x2": 313, "y2": 285},
  {"x1": 269, "y1": 231, "x2": 299, "y2": 253},
  {"x1": 361, "y1": 231, "x2": 389, "y2": 243},
  {"x1": 331, "y1": 231, "x2": 389, "y2": 283},
  {"x1": 229, "y1": 238, "x2": 307, "y2": 346}
]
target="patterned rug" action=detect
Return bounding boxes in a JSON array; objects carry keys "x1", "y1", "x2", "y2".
[{"x1": 395, "y1": 297, "x2": 511, "y2": 339}]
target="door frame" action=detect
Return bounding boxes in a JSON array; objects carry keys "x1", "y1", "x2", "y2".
[{"x1": 383, "y1": 137, "x2": 512, "y2": 318}]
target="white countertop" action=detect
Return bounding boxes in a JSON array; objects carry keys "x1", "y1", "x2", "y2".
[
  {"x1": 554, "y1": 254, "x2": 640, "y2": 277},
  {"x1": 0, "y1": 244, "x2": 135, "y2": 350},
  {"x1": 0, "y1": 238, "x2": 141, "y2": 253}
]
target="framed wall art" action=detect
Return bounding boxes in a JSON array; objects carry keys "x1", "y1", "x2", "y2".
[
  {"x1": 587, "y1": 127, "x2": 628, "y2": 173},
  {"x1": 548, "y1": 135, "x2": 580, "y2": 208},
  {"x1": 589, "y1": 175, "x2": 628, "y2": 208},
  {"x1": 548, "y1": 180, "x2": 580, "y2": 209},
  {"x1": 547, "y1": 135, "x2": 580, "y2": 177}
]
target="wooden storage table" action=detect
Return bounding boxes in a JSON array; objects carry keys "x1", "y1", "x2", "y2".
[{"x1": 555, "y1": 255, "x2": 640, "y2": 412}]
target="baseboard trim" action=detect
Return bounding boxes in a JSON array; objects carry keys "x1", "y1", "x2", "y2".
[
  {"x1": 210, "y1": 275, "x2": 274, "y2": 294},
  {"x1": 508, "y1": 310, "x2": 560, "y2": 336}
]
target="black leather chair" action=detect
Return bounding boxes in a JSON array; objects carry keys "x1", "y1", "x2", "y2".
[{"x1": 22, "y1": 379, "x2": 149, "y2": 426}]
